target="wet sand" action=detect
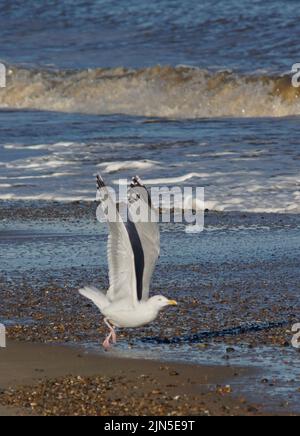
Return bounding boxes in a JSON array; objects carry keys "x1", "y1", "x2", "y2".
[{"x1": 0, "y1": 340, "x2": 262, "y2": 416}]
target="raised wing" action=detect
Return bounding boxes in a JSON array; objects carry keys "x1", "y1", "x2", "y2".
[
  {"x1": 97, "y1": 175, "x2": 138, "y2": 306},
  {"x1": 128, "y1": 176, "x2": 160, "y2": 301}
]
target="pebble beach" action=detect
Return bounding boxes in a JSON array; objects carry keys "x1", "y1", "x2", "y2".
[{"x1": 0, "y1": 202, "x2": 299, "y2": 415}]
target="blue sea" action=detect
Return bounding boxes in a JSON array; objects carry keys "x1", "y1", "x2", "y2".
[
  {"x1": 0, "y1": 0, "x2": 299, "y2": 210},
  {"x1": 0, "y1": 0, "x2": 298, "y2": 72}
]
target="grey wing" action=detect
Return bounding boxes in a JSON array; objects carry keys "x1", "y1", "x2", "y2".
[{"x1": 128, "y1": 176, "x2": 160, "y2": 301}]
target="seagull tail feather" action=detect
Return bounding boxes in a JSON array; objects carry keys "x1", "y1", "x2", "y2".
[{"x1": 79, "y1": 286, "x2": 110, "y2": 311}]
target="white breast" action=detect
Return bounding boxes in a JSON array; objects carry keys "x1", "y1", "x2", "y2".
[{"x1": 103, "y1": 301, "x2": 158, "y2": 328}]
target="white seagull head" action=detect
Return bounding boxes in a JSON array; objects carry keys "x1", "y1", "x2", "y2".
[{"x1": 147, "y1": 295, "x2": 178, "y2": 311}]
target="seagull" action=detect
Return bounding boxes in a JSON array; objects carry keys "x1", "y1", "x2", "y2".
[{"x1": 79, "y1": 175, "x2": 177, "y2": 350}]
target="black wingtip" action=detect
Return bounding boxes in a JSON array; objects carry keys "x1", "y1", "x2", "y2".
[
  {"x1": 130, "y1": 175, "x2": 144, "y2": 188},
  {"x1": 130, "y1": 175, "x2": 152, "y2": 207},
  {"x1": 96, "y1": 174, "x2": 106, "y2": 190}
]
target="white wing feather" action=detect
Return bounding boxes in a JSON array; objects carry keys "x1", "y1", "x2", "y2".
[
  {"x1": 97, "y1": 177, "x2": 137, "y2": 306},
  {"x1": 79, "y1": 286, "x2": 110, "y2": 311}
]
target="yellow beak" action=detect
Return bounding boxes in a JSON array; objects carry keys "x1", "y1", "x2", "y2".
[{"x1": 168, "y1": 300, "x2": 178, "y2": 306}]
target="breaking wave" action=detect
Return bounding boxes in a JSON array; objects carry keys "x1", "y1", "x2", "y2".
[{"x1": 0, "y1": 64, "x2": 300, "y2": 118}]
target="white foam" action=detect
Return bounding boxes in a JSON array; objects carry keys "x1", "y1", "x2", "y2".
[
  {"x1": 130, "y1": 173, "x2": 210, "y2": 185},
  {"x1": 3, "y1": 157, "x2": 75, "y2": 171},
  {"x1": 1, "y1": 116, "x2": 299, "y2": 213},
  {"x1": 0, "y1": 172, "x2": 76, "y2": 180},
  {"x1": 4, "y1": 142, "x2": 76, "y2": 151},
  {"x1": 98, "y1": 160, "x2": 159, "y2": 174},
  {"x1": 0, "y1": 65, "x2": 299, "y2": 118}
]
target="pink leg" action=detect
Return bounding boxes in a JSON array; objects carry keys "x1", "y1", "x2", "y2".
[
  {"x1": 103, "y1": 318, "x2": 117, "y2": 350},
  {"x1": 102, "y1": 331, "x2": 113, "y2": 350}
]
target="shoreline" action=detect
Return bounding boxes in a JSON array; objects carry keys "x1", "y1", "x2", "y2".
[{"x1": 0, "y1": 340, "x2": 266, "y2": 416}]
